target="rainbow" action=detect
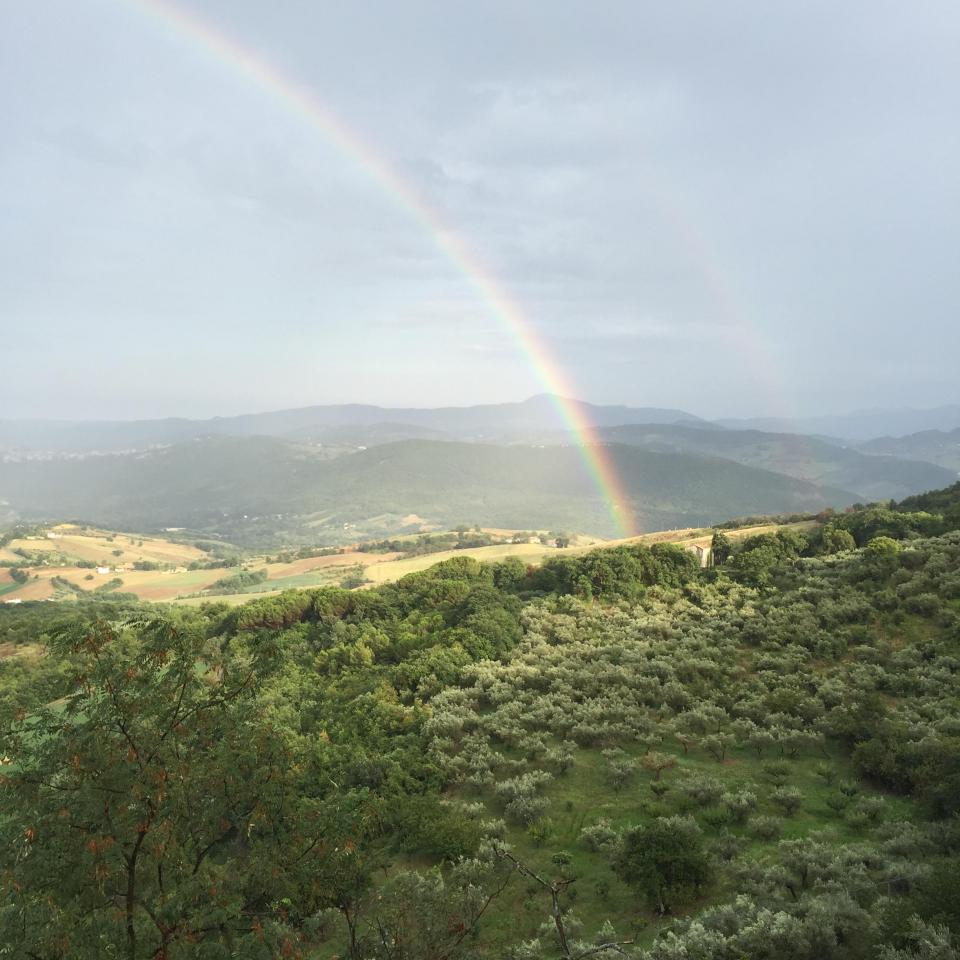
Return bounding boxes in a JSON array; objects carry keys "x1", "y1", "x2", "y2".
[{"x1": 124, "y1": 0, "x2": 637, "y2": 538}]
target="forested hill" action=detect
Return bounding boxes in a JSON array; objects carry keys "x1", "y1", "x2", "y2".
[
  {"x1": 0, "y1": 435, "x2": 855, "y2": 545},
  {"x1": 2, "y1": 486, "x2": 959, "y2": 957},
  {"x1": 859, "y1": 427, "x2": 960, "y2": 473},
  {"x1": 590, "y1": 423, "x2": 956, "y2": 501}
]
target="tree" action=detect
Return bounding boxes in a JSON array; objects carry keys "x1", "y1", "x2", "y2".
[
  {"x1": 0, "y1": 616, "x2": 352, "y2": 959},
  {"x1": 711, "y1": 532, "x2": 732, "y2": 566},
  {"x1": 613, "y1": 817, "x2": 711, "y2": 915},
  {"x1": 866, "y1": 535, "x2": 901, "y2": 569},
  {"x1": 497, "y1": 849, "x2": 633, "y2": 959},
  {"x1": 822, "y1": 524, "x2": 856, "y2": 554},
  {"x1": 770, "y1": 785, "x2": 803, "y2": 817},
  {"x1": 361, "y1": 858, "x2": 512, "y2": 960},
  {"x1": 880, "y1": 920, "x2": 958, "y2": 960},
  {"x1": 641, "y1": 751, "x2": 677, "y2": 781}
]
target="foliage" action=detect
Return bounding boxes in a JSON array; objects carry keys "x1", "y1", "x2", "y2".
[
  {"x1": 0, "y1": 617, "x2": 373, "y2": 958},
  {"x1": 4, "y1": 488, "x2": 960, "y2": 954},
  {"x1": 613, "y1": 817, "x2": 711, "y2": 914}
]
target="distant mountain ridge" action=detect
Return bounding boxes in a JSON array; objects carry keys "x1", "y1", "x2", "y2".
[
  {"x1": 716, "y1": 404, "x2": 960, "y2": 442},
  {"x1": 4, "y1": 397, "x2": 956, "y2": 547},
  {"x1": 6, "y1": 396, "x2": 960, "y2": 453},
  {"x1": 0, "y1": 395, "x2": 706, "y2": 453},
  {"x1": 858, "y1": 427, "x2": 960, "y2": 473},
  {"x1": 587, "y1": 423, "x2": 956, "y2": 502}
]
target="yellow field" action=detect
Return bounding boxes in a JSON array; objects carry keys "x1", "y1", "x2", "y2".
[
  {"x1": 173, "y1": 591, "x2": 284, "y2": 608},
  {"x1": 1, "y1": 521, "x2": 818, "y2": 607},
  {"x1": 362, "y1": 543, "x2": 544, "y2": 583},
  {"x1": 322, "y1": 522, "x2": 810, "y2": 586},
  {"x1": 6, "y1": 525, "x2": 209, "y2": 566},
  {"x1": 0, "y1": 523, "x2": 407, "y2": 604}
]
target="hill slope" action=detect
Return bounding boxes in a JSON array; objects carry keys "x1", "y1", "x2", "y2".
[
  {"x1": 858, "y1": 427, "x2": 960, "y2": 472},
  {"x1": 591, "y1": 423, "x2": 956, "y2": 501},
  {"x1": 4, "y1": 496, "x2": 959, "y2": 955},
  {"x1": 0, "y1": 436, "x2": 855, "y2": 546}
]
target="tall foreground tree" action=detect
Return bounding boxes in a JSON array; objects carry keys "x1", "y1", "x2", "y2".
[{"x1": 0, "y1": 617, "x2": 366, "y2": 959}]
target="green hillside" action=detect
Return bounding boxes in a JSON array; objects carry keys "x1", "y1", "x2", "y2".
[
  {"x1": 594, "y1": 423, "x2": 956, "y2": 501},
  {"x1": 0, "y1": 436, "x2": 855, "y2": 546},
  {"x1": 2, "y1": 488, "x2": 959, "y2": 957}
]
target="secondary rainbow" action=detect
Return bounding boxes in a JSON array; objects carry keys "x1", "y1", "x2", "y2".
[{"x1": 125, "y1": 0, "x2": 636, "y2": 537}]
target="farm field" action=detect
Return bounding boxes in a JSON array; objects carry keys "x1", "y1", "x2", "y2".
[
  {"x1": 4, "y1": 526, "x2": 210, "y2": 566},
  {"x1": 170, "y1": 523, "x2": 814, "y2": 605},
  {"x1": 0, "y1": 521, "x2": 816, "y2": 605},
  {"x1": 360, "y1": 522, "x2": 815, "y2": 587},
  {"x1": 0, "y1": 523, "x2": 395, "y2": 603}
]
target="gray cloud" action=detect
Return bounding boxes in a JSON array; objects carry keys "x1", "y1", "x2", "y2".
[{"x1": 1, "y1": 0, "x2": 958, "y2": 420}]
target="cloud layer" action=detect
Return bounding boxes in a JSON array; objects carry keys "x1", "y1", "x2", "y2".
[{"x1": 2, "y1": 1, "x2": 958, "y2": 419}]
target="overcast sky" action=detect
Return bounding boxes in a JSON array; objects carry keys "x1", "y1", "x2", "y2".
[{"x1": 2, "y1": 1, "x2": 958, "y2": 420}]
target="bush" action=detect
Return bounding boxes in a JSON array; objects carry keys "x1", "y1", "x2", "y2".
[
  {"x1": 580, "y1": 818, "x2": 620, "y2": 853},
  {"x1": 770, "y1": 786, "x2": 803, "y2": 816},
  {"x1": 392, "y1": 796, "x2": 482, "y2": 860},
  {"x1": 749, "y1": 815, "x2": 783, "y2": 840},
  {"x1": 505, "y1": 796, "x2": 550, "y2": 826}
]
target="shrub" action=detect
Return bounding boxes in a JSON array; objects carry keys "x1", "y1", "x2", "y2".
[
  {"x1": 505, "y1": 796, "x2": 550, "y2": 826},
  {"x1": 580, "y1": 818, "x2": 620, "y2": 853},
  {"x1": 749, "y1": 815, "x2": 783, "y2": 840},
  {"x1": 770, "y1": 786, "x2": 803, "y2": 816},
  {"x1": 680, "y1": 773, "x2": 725, "y2": 807}
]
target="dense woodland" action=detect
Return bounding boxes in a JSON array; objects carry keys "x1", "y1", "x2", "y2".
[{"x1": 1, "y1": 483, "x2": 960, "y2": 958}]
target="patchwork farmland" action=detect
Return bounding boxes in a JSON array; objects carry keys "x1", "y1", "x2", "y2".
[{"x1": 0, "y1": 520, "x2": 814, "y2": 607}]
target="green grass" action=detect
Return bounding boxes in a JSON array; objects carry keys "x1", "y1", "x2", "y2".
[
  {"x1": 434, "y1": 737, "x2": 918, "y2": 951},
  {"x1": 229, "y1": 566, "x2": 352, "y2": 594}
]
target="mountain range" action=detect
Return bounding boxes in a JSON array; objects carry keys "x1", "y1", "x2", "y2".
[
  {"x1": 0, "y1": 395, "x2": 705, "y2": 453},
  {"x1": 2, "y1": 396, "x2": 958, "y2": 546},
  {"x1": 857, "y1": 427, "x2": 960, "y2": 473},
  {"x1": 0, "y1": 436, "x2": 856, "y2": 547},
  {"x1": 716, "y1": 404, "x2": 960, "y2": 442}
]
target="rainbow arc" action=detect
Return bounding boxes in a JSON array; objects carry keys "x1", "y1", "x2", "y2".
[{"x1": 124, "y1": 0, "x2": 651, "y2": 536}]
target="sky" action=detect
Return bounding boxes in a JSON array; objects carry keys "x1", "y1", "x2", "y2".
[{"x1": 2, "y1": 0, "x2": 959, "y2": 421}]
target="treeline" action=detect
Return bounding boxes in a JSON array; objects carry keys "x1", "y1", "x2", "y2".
[
  {"x1": 356, "y1": 528, "x2": 502, "y2": 558},
  {"x1": 207, "y1": 567, "x2": 269, "y2": 593},
  {"x1": 709, "y1": 485, "x2": 960, "y2": 588}
]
